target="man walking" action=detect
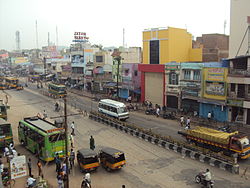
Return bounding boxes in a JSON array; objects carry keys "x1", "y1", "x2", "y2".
[
  {"x1": 71, "y1": 121, "x2": 75, "y2": 136},
  {"x1": 180, "y1": 116, "x2": 184, "y2": 127},
  {"x1": 90, "y1": 136, "x2": 95, "y2": 150},
  {"x1": 27, "y1": 158, "x2": 32, "y2": 176},
  {"x1": 185, "y1": 117, "x2": 191, "y2": 129},
  {"x1": 55, "y1": 153, "x2": 61, "y2": 173},
  {"x1": 37, "y1": 160, "x2": 43, "y2": 177},
  {"x1": 69, "y1": 149, "x2": 75, "y2": 170}
]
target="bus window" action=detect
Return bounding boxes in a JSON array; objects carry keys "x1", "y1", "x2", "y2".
[{"x1": 49, "y1": 133, "x2": 65, "y2": 142}]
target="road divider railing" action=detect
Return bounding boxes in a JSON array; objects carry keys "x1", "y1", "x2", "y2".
[{"x1": 89, "y1": 111, "x2": 239, "y2": 174}]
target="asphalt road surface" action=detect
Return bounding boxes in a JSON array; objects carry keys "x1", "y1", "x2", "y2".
[{"x1": 2, "y1": 84, "x2": 249, "y2": 187}]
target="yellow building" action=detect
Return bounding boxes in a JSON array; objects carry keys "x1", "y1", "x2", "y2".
[
  {"x1": 202, "y1": 67, "x2": 228, "y2": 100},
  {"x1": 142, "y1": 27, "x2": 202, "y2": 64}
]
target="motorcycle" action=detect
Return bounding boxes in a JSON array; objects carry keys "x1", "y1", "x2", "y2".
[
  {"x1": 163, "y1": 112, "x2": 176, "y2": 120},
  {"x1": 81, "y1": 179, "x2": 91, "y2": 188},
  {"x1": 195, "y1": 172, "x2": 214, "y2": 188},
  {"x1": 145, "y1": 108, "x2": 155, "y2": 115}
]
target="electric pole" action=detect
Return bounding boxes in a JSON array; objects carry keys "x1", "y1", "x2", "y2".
[{"x1": 64, "y1": 96, "x2": 69, "y2": 188}]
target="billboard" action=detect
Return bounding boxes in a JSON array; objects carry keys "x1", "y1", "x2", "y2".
[
  {"x1": 205, "y1": 81, "x2": 225, "y2": 96},
  {"x1": 10, "y1": 155, "x2": 27, "y2": 179},
  {"x1": 72, "y1": 55, "x2": 84, "y2": 64}
]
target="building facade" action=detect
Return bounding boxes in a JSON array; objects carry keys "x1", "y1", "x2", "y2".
[
  {"x1": 120, "y1": 63, "x2": 141, "y2": 101},
  {"x1": 200, "y1": 66, "x2": 228, "y2": 122},
  {"x1": 229, "y1": 0, "x2": 250, "y2": 58},
  {"x1": 180, "y1": 62, "x2": 203, "y2": 114},
  {"x1": 142, "y1": 27, "x2": 202, "y2": 64},
  {"x1": 165, "y1": 62, "x2": 181, "y2": 109},
  {"x1": 196, "y1": 34, "x2": 229, "y2": 62},
  {"x1": 227, "y1": 55, "x2": 250, "y2": 125}
]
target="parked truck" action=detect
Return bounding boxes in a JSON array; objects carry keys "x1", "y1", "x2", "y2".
[{"x1": 178, "y1": 126, "x2": 250, "y2": 159}]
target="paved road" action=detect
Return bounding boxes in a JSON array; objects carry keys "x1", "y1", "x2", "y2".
[{"x1": 3, "y1": 83, "x2": 249, "y2": 187}]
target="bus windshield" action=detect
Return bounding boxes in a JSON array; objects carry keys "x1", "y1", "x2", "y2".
[
  {"x1": 49, "y1": 133, "x2": 65, "y2": 142},
  {"x1": 0, "y1": 124, "x2": 10, "y2": 136}
]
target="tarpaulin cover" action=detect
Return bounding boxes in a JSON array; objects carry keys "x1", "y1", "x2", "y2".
[{"x1": 187, "y1": 126, "x2": 238, "y2": 144}]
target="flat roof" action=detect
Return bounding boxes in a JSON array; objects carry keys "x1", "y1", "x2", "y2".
[
  {"x1": 100, "y1": 147, "x2": 124, "y2": 156},
  {"x1": 99, "y1": 99, "x2": 126, "y2": 107},
  {"x1": 24, "y1": 117, "x2": 62, "y2": 133},
  {"x1": 78, "y1": 148, "x2": 98, "y2": 157}
]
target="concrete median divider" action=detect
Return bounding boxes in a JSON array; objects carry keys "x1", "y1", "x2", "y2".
[{"x1": 89, "y1": 112, "x2": 239, "y2": 174}]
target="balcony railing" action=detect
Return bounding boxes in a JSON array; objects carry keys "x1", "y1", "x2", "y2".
[{"x1": 229, "y1": 68, "x2": 250, "y2": 76}]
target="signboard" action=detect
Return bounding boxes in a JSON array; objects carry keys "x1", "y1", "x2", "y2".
[
  {"x1": 207, "y1": 68, "x2": 224, "y2": 81},
  {"x1": 205, "y1": 81, "x2": 225, "y2": 96},
  {"x1": 10, "y1": 155, "x2": 27, "y2": 179},
  {"x1": 165, "y1": 65, "x2": 179, "y2": 70},
  {"x1": 227, "y1": 99, "x2": 243, "y2": 107},
  {"x1": 73, "y1": 32, "x2": 89, "y2": 42}
]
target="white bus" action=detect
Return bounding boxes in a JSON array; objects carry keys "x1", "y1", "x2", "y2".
[{"x1": 98, "y1": 99, "x2": 129, "y2": 120}]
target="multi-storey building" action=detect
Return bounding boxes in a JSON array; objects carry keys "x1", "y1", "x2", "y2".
[
  {"x1": 196, "y1": 34, "x2": 229, "y2": 62},
  {"x1": 200, "y1": 64, "x2": 229, "y2": 122},
  {"x1": 180, "y1": 62, "x2": 203, "y2": 113},
  {"x1": 227, "y1": 56, "x2": 250, "y2": 125},
  {"x1": 140, "y1": 27, "x2": 202, "y2": 105},
  {"x1": 229, "y1": 0, "x2": 250, "y2": 58}
]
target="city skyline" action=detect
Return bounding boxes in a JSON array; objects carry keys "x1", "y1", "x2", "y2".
[{"x1": 0, "y1": 0, "x2": 230, "y2": 51}]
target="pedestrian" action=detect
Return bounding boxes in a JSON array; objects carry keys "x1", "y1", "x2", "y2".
[
  {"x1": 90, "y1": 135, "x2": 95, "y2": 150},
  {"x1": 55, "y1": 153, "x2": 61, "y2": 173},
  {"x1": 62, "y1": 163, "x2": 67, "y2": 175},
  {"x1": 207, "y1": 112, "x2": 212, "y2": 121},
  {"x1": 57, "y1": 174, "x2": 64, "y2": 188},
  {"x1": 180, "y1": 116, "x2": 184, "y2": 127},
  {"x1": 4, "y1": 146, "x2": 10, "y2": 157},
  {"x1": 186, "y1": 117, "x2": 191, "y2": 129},
  {"x1": 0, "y1": 160, "x2": 4, "y2": 174},
  {"x1": 70, "y1": 134, "x2": 74, "y2": 148},
  {"x1": 43, "y1": 110, "x2": 47, "y2": 120},
  {"x1": 156, "y1": 107, "x2": 160, "y2": 117},
  {"x1": 9, "y1": 142, "x2": 14, "y2": 151},
  {"x1": 27, "y1": 158, "x2": 32, "y2": 176},
  {"x1": 69, "y1": 149, "x2": 75, "y2": 170},
  {"x1": 71, "y1": 121, "x2": 75, "y2": 135},
  {"x1": 37, "y1": 160, "x2": 43, "y2": 177}
]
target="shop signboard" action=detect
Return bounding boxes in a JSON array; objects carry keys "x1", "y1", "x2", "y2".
[
  {"x1": 165, "y1": 65, "x2": 180, "y2": 70},
  {"x1": 227, "y1": 99, "x2": 243, "y2": 107},
  {"x1": 10, "y1": 155, "x2": 27, "y2": 179},
  {"x1": 205, "y1": 81, "x2": 225, "y2": 96},
  {"x1": 207, "y1": 68, "x2": 224, "y2": 81}
]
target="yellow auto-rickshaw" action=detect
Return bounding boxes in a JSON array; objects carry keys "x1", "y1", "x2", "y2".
[
  {"x1": 99, "y1": 147, "x2": 126, "y2": 171},
  {"x1": 77, "y1": 148, "x2": 100, "y2": 172}
]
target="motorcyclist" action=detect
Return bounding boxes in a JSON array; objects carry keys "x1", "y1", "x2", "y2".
[
  {"x1": 203, "y1": 169, "x2": 212, "y2": 186},
  {"x1": 27, "y1": 175, "x2": 36, "y2": 188},
  {"x1": 81, "y1": 173, "x2": 91, "y2": 188}
]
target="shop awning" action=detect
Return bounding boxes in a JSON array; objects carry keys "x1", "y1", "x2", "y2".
[
  {"x1": 104, "y1": 82, "x2": 117, "y2": 87},
  {"x1": 198, "y1": 98, "x2": 226, "y2": 105},
  {"x1": 133, "y1": 89, "x2": 141, "y2": 94}
]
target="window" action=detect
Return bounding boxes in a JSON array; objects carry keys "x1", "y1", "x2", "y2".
[
  {"x1": 184, "y1": 70, "x2": 191, "y2": 80},
  {"x1": 96, "y1": 56, "x2": 103, "y2": 63},
  {"x1": 169, "y1": 72, "x2": 178, "y2": 85},
  {"x1": 49, "y1": 133, "x2": 65, "y2": 143},
  {"x1": 193, "y1": 70, "x2": 200, "y2": 81},
  {"x1": 0, "y1": 125, "x2": 10, "y2": 136},
  {"x1": 134, "y1": 70, "x2": 138, "y2": 76},
  {"x1": 231, "y1": 83, "x2": 236, "y2": 92},
  {"x1": 150, "y1": 40, "x2": 159, "y2": 64}
]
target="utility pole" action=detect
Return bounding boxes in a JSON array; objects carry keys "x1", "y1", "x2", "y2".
[
  {"x1": 64, "y1": 96, "x2": 69, "y2": 188},
  {"x1": 115, "y1": 56, "x2": 121, "y2": 97}
]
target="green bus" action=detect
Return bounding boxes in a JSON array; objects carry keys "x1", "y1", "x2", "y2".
[
  {"x1": 48, "y1": 83, "x2": 67, "y2": 98},
  {"x1": 18, "y1": 116, "x2": 69, "y2": 162},
  {"x1": 0, "y1": 118, "x2": 13, "y2": 148}
]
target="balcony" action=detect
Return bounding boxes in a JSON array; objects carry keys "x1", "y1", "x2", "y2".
[{"x1": 229, "y1": 68, "x2": 250, "y2": 76}]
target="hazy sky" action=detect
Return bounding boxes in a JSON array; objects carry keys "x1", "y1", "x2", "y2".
[{"x1": 0, "y1": 0, "x2": 230, "y2": 51}]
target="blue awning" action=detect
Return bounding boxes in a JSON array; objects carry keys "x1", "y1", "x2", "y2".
[
  {"x1": 133, "y1": 89, "x2": 141, "y2": 94},
  {"x1": 104, "y1": 82, "x2": 117, "y2": 87}
]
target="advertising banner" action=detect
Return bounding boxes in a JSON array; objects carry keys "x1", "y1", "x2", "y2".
[
  {"x1": 205, "y1": 81, "x2": 225, "y2": 96},
  {"x1": 10, "y1": 155, "x2": 27, "y2": 179},
  {"x1": 207, "y1": 68, "x2": 224, "y2": 81}
]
